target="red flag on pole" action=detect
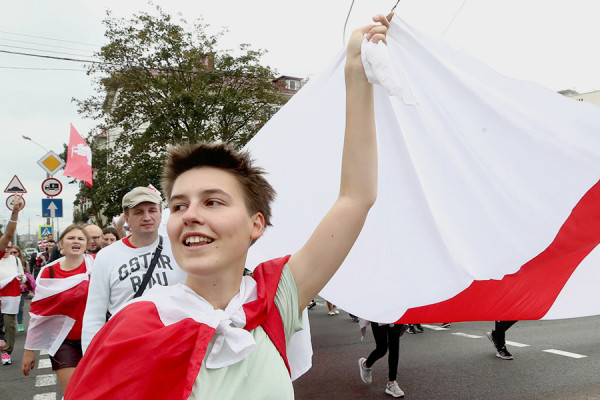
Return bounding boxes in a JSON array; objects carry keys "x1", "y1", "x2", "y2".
[{"x1": 63, "y1": 124, "x2": 93, "y2": 187}]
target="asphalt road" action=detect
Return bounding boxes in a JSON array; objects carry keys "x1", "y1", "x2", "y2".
[
  {"x1": 293, "y1": 299, "x2": 600, "y2": 400},
  {"x1": 3, "y1": 298, "x2": 600, "y2": 400}
]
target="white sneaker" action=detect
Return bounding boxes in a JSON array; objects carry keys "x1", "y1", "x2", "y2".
[
  {"x1": 385, "y1": 381, "x2": 405, "y2": 398},
  {"x1": 358, "y1": 357, "x2": 372, "y2": 384}
]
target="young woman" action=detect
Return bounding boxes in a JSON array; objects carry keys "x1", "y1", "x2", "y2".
[
  {"x1": 22, "y1": 224, "x2": 94, "y2": 392},
  {"x1": 101, "y1": 226, "x2": 120, "y2": 247}
]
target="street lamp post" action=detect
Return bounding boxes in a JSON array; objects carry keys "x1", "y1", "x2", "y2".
[{"x1": 22, "y1": 135, "x2": 52, "y2": 227}]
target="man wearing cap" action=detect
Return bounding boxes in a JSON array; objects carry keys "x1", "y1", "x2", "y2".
[{"x1": 81, "y1": 187, "x2": 186, "y2": 353}]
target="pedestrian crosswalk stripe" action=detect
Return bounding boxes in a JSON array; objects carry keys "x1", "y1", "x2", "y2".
[
  {"x1": 506, "y1": 341, "x2": 530, "y2": 347},
  {"x1": 35, "y1": 374, "x2": 57, "y2": 387},
  {"x1": 452, "y1": 332, "x2": 483, "y2": 339},
  {"x1": 38, "y1": 358, "x2": 52, "y2": 369},
  {"x1": 33, "y1": 393, "x2": 57, "y2": 400},
  {"x1": 421, "y1": 324, "x2": 448, "y2": 331},
  {"x1": 39, "y1": 350, "x2": 48, "y2": 356},
  {"x1": 543, "y1": 349, "x2": 587, "y2": 359}
]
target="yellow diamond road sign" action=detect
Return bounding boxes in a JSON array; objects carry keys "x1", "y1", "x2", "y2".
[{"x1": 37, "y1": 151, "x2": 65, "y2": 177}]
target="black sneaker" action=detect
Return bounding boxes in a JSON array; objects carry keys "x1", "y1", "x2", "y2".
[
  {"x1": 414, "y1": 324, "x2": 424, "y2": 333},
  {"x1": 496, "y1": 347, "x2": 513, "y2": 360},
  {"x1": 486, "y1": 331, "x2": 500, "y2": 351},
  {"x1": 440, "y1": 322, "x2": 451, "y2": 328},
  {"x1": 407, "y1": 325, "x2": 416, "y2": 334},
  {"x1": 307, "y1": 300, "x2": 317, "y2": 310}
]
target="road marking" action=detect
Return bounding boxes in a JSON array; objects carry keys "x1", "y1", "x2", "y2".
[
  {"x1": 35, "y1": 374, "x2": 57, "y2": 387},
  {"x1": 38, "y1": 358, "x2": 52, "y2": 369},
  {"x1": 33, "y1": 393, "x2": 57, "y2": 400},
  {"x1": 39, "y1": 350, "x2": 48, "y2": 356},
  {"x1": 506, "y1": 341, "x2": 530, "y2": 348},
  {"x1": 452, "y1": 332, "x2": 483, "y2": 339},
  {"x1": 543, "y1": 349, "x2": 587, "y2": 359},
  {"x1": 421, "y1": 324, "x2": 448, "y2": 331}
]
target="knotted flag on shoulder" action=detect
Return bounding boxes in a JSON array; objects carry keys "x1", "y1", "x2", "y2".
[
  {"x1": 245, "y1": 17, "x2": 600, "y2": 324},
  {"x1": 25, "y1": 255, "x2": 94, "y2": 356},
  {"x1": 66, "y1": 256, "x2": 311, "y2": 400}
]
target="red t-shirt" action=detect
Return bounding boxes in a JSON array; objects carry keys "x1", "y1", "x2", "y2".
[{"x1": 41, "y1": 260, "x2": 87, "y2": 340}]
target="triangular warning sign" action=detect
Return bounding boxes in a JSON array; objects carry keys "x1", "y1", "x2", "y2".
[{"x1": 4, "y1": 175, "x2": 27, "y2": 193}]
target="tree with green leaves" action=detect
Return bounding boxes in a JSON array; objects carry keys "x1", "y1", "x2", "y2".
[{"x1": 74, "y1": 5, "x2": 289, "y2": 220}]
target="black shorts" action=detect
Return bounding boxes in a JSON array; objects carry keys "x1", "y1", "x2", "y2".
[{"x1": 50, "y1": 339, "x2": 83, "y2": 370}]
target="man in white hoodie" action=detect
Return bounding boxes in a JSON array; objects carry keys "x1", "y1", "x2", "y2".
[{"x1": 81, "y1": 187, "x2": 186, "y2": 352}]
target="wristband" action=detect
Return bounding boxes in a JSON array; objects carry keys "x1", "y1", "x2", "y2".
[{"x1": 9, "y1": 219, "x2": 18, "y2": 223}]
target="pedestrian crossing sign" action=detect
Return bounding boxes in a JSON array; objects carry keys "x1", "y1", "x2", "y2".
[{"x1": 39, "y1": 225, "x2": 53, "y2": 239}]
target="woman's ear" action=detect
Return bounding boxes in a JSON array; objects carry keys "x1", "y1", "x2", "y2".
[{"x1": 250, "y1": 212, "x2": 266, "y2": 241}]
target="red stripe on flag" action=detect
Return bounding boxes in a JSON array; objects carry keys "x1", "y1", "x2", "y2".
[
  {"x1": 397, "y1": 179, "x2": 600, "y2": 324},
  {"x1": 30, "y1": 281, "x2": 89, "y2": 320}
]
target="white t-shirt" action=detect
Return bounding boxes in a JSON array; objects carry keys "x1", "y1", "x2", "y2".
[{"x1": 82, "y1": 235, "x2": 186, "y2": 352}]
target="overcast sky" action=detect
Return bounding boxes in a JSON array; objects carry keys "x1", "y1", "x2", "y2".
[{"x1": 1, "y1": 0, "x2": 599, "y2": 238}]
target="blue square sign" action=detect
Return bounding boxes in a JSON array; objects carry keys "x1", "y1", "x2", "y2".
[{"x1": 42, "y1": 198, "x2": 63, "y2": 218}]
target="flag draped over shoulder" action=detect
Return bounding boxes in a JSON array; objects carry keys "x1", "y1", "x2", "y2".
[
  {"x1": 244, "y1": 17, "x2": 600, "y2": 324},
  {"x1": 0, "y1": 255, "x2": 23, "y2": 314},
  {"x1": 63, "y1": 124, "x2": 93, "y2": 187},
  {"x1": 25, "y1": 255, "x2": 93, "y2": 356}
]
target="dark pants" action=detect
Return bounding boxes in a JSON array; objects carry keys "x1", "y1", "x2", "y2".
[
  {"x1": 366, "y1": 323, "x2": 403, "y2": 381},
  {"x1": 493, "y1": 320, "x2": 518, "y2": 347}
]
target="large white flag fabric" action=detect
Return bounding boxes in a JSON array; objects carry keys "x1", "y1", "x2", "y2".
[{"x1": 245, "y1": 17, "x2": 600, "y2": 324}]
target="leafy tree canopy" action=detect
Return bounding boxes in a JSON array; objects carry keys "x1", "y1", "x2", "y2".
[{"x1": 74, "y1": 5, "x2": 288, "y2": 220}]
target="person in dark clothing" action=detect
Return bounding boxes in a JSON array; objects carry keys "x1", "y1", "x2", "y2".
[
  {"x1": 358, "y1": 322, "x2": 406, "y2": 398},
  {"x1": 487, "y1": 321, "x2": 518, "y2": 360}
]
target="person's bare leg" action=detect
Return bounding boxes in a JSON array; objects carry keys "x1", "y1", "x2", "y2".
[{"x1": 56, "y1": 367, "x2": 76, "y2": 392}]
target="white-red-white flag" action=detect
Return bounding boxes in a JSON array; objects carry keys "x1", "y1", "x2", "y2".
[
  {"x1": 63, "y1": 124, "x2": 93, "y2": 187},
  {"x1": 25, "y1": 256, "x2": 93, "y2": 355},
  {"x1": 244, "y1": 17, "x2": 600, "y2": 324}
]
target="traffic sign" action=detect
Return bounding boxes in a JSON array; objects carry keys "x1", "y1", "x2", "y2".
[
  {"x1": 4, "y1": 175, "x2": 27, "y2": 193},
  {"x1": 42, "y1": 198, "x2": 63, "y2": 218},
  {"x1": 6, "y1": 194, "x2": 26, "y2": 211},
  {"x1": 37, "y1": 151, "x2": 65, "y2": 177},
  {"x1": 41, "y1": 178, "x2": 63, "y2": 197},
  {"x1": 39, "y1": 225, "x2": 53, "y2": 239}
]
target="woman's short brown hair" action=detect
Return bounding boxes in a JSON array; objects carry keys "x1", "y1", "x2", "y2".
[{"x1": 161, "y1": 142, "x2": 276, "y2": 227}]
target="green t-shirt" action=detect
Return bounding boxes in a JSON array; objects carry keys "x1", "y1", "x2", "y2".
[{"x1": 189, "y1": 264, "x2": 303, "y2": 399}]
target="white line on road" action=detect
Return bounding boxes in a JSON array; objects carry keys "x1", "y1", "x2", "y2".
[
  {"x1": 33, "y1": 393, "x2": 57, "y2": 400},
  {"x1": 543, "y1": 349, "x2": 587, "y2": 359},
  {"x1": 452, "y1": 332, "x2": 484, "y2": 339},
  {"x1": 421, "y1": 324, "x2": 449, "y2": 331},
  {"x1": 39, "y1": 350, "x2": 48, "y2": 356},
  {"x1": 38, "y1": 358, "x2": 52, "y2": 369},
  {"x1": 506, "y1": 341, "x2": 530, "y2": 348},
  {"x1": 35, "y1": 374, "x2": 57, "y2": 387}
]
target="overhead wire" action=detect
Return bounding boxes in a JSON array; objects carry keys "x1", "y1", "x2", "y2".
[
  {"x1": 442, "y1": 0, "x2": 469, "y2": 37},
  {"x1": 0, "y1": 37, "x2": 100, "y2": 52},
  {"x1": 0, "y1": 44, "x2": 97, "y2": 58},
  {"x1": 0, "y1": 30, "x2": 98, "y2": 47}
]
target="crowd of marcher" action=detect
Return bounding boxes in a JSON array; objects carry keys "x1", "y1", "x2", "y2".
[{"x1": 0, "y1": 13, "x2": 523, "y2": 399}]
